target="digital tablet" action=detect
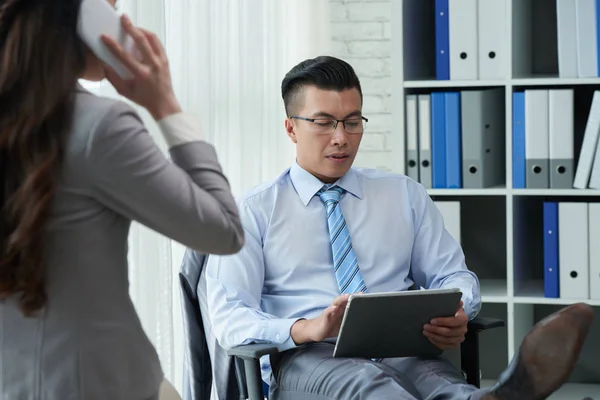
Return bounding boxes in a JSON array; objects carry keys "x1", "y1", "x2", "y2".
[{"x1": 332, "y1": 288, "x2": 463, "y2": 359}]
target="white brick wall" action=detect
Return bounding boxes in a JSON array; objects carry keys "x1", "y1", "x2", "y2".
[{"x1": 329, "y1": 0, "x2": 392, "y2": 171}]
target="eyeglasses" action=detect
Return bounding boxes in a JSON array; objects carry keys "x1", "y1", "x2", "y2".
[{"x1": 289, "y1": 116, "x2": 368, "y2": 135}]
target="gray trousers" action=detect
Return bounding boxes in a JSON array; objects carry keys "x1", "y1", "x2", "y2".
[{"x1": 270, "y1": 342, "x2": 491, "y2": 400}]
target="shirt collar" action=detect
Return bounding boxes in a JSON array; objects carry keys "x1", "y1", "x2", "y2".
[{"x1": 289, "y1": 161, "x2": 363, "y2": 206}]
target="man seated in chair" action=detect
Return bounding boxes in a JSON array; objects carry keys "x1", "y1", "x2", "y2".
[{"x1": 205, "y1": 55, "x2": 592, "y2": 399}]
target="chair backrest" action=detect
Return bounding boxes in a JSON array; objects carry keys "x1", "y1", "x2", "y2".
[
  {"x1": 179, "y1": 249, "x2": 240, "y2": 400},
  {"x1": 179, "y1": 249, "x2": 212, "y2": 400}
]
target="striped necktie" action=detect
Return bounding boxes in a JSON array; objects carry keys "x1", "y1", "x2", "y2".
[{"x1": 318, "y1": 185, "x2": 368, "y2": 294}]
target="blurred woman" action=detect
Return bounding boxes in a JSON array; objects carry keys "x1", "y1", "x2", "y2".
[{"x1": 0, "y1": 0, "x2": 244, "y2": 399}]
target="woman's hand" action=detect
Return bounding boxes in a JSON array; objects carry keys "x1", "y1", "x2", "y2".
[{"x1": 100, "y1": 14, "x2": 182, "y2": 120}]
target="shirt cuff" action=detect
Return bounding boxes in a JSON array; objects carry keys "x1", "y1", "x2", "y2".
[
  {"x1": 264, "y1": 318, "x2": 303, "y2": 351},
  {"x1": 463, "y1": 291, "x2": 481, "y2": 321},
  {"x1": 156, "y1": 112, "x2": 204, "y2": 148}
]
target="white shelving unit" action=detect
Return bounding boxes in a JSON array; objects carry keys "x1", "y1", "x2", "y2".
[{"x1": 391, "y1": 1, "x2": 600, "y2": 399}]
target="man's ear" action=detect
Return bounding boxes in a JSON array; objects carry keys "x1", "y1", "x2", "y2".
[{"x1": 284, "y1": 118, "x2": 298, "y2": 144}]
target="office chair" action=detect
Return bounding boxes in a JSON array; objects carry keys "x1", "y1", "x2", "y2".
[{"x1": 179, "y1": 249, "x2": 505, "y2": 400}]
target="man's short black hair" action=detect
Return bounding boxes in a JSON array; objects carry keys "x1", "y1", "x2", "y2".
[{"x1": 281, "y1": 55, "x2": 362, "y2": 117}]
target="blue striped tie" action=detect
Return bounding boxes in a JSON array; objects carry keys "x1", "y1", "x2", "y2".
[{"x1": 318, "y1": 185, "x2": 368, "y2": 294}]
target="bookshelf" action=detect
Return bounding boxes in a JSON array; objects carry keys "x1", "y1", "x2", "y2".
[{"x1": 391, "y1": 0, "x2": 600, "y2": 398}]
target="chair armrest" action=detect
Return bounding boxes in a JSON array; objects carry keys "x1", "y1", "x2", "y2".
[
  {"x1": 228, "y1": 344, "x2": 281, "y2": 400},
  {"x1": 467, "y1": 316, "x2": 505, "y2": 333},
  {"x1": 462, "y1": 316, "x2": 506, "y2": 388},
  {"x1": 227, "y1": 343, "x2": 281, "y2": 360}
]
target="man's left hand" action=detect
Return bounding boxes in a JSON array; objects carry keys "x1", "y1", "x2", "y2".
[{"x1": 423, "y1": 300, "x2": 468, "y2": 350}]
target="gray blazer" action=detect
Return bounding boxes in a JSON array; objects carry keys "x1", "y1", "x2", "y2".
[{"x1": 0, "y1": 85, "x2": 244, "y2": 400}]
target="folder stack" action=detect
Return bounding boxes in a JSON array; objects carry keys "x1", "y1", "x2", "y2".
[
  {"x1": 542, "y1": 201, "x2": 600, "y2": 300},
  {"x1": 434, "y1": 0, "x2": 600, "y2": 80},
  {"x1": 435, "y1": 0, "x2": 507, "y2": 80},
  {"x1": 512, "y1": 89, "x2": 575, "y2": 189},
  {"x1": 574, "y1": 91, "x2": 600, "y2": 189},
  {"x1": 512, "y1": 89, "x2": 600, "y2": 190},
  {"x1": 405, "y1": 88, "x2": 505, "y2": 189},
  {"x1": 556, "y1": 0, "x2": 600, "y2": 78}
]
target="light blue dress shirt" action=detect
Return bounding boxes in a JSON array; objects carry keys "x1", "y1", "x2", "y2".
[{"x1": 206, "y1": 162, "x2": 482, "y2": 379}]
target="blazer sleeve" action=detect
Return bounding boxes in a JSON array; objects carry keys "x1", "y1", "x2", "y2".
[{"x1": 85, "y1": 101, "x2": 244, "y2": 255}]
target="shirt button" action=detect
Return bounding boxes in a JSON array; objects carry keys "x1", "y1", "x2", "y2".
[{"x1": 276, "y1": 334, "x2": 280, "y2": 340}]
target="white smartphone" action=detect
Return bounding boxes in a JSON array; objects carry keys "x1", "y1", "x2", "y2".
[{"x1": 77, "y1": 0, "x2": 137, "y2": 79}]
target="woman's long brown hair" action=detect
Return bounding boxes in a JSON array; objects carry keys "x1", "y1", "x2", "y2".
[{"x1": 0, "y1": 0, "x2": 86, "y2": 316}]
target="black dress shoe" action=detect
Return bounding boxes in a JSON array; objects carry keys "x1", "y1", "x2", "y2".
[{"x1": 482, "y1": 302, "x2": 594, "y2": 400}]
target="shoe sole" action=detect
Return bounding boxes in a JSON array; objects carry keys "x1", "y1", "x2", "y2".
[{"x1": 483, "y1": 302, "x2": 594, "y2": 400}]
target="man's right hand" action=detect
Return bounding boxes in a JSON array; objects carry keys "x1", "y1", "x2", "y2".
[{"x1": 290, "y1": 294, "x2": 351, "y2": 345}]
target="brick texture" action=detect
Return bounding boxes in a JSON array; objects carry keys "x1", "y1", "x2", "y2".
[{"x1": 329, "y1": 0, "x2": 392, "y2": 170}]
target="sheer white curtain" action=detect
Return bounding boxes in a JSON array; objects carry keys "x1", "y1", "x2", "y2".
[
  {"x1": 82, "y1": 0, "x2": 330, "y2": 394},
  {"x1": 165, "y1": 0, "x2": 331, "y2": 196}
]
